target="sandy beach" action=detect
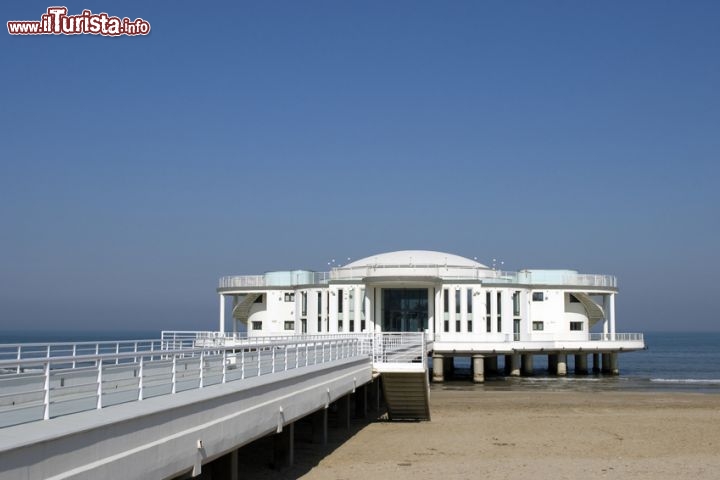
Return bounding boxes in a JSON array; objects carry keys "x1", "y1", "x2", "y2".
[{"x1": 238, "y1": 386, "x2": 720, "y2": 479}]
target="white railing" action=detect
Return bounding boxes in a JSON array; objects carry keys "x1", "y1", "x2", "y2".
[
  {"x1": 219, "y1": 268, "x2": 616, "y2": 288},
  {"x1": 0, "y1": 336, "x2": 362, "y2": 428},
  {"x1": 589, "y1": 333, "x2": 644, "y2": 342},
  {"x1": 0, "y1": 339, "x2": 164, "y2": 373},
  {"x1": 219, "y1": 271, "x2": 331, "y2": 289}
]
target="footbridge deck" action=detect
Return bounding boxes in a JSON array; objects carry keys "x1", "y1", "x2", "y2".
[{"x1": 0, "y1": 333, "x2": 429, "y2": 480}]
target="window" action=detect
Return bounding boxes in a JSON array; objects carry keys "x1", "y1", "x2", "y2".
[
  {"x1": 570, "y1": 322, "x2": 583, "y2": 331},
  {"x1": 284, "y1": 293, "x2": 295, "y2": 302},
  {"x1": 513, "y1": 291, "x2": 520, "y2": 316},
  {"x1": 532, "y1": 292, "x2": 544, "y2": 302},
  {"x1": 338, "y1": 289, "x2": 343, "y2": 313},
  {"x1": 443, "y1": 289, "x2": 449, "y2": 313},
  {"x1": 455, "y1": 289, "x2": 461, "y2": 314},
  {"x1": 569, "y1": 294, "x2": 580, "y2": 303},
  {"x1": 497, "y1": 292, "x2": 502, "y2": 315},
  {"x1": 486, "y1": 317, "x2": 492, "y2": 333},
  {"x1": 301, "y1": 292, "x2": 307, "y2": 316},
  {"x1": 485, "y1": 292, "x2": 491, "y2": 315},
  {"x1": 467, "y1": 289, "x2": 473, "y2": 314},
  {"x1": 252, "y1": 321, "x2": 262, "y2": 330},
  {"x1": 284, "y1": 321, "x2": 295, "y2": 330},
  {"x1": 532, "y1": 321, "x2": 544, "y2": 331}
]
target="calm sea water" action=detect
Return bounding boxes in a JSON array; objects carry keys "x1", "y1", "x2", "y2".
[{"x1": 1, "y1": 331, "x2": 718, "y2": 393}]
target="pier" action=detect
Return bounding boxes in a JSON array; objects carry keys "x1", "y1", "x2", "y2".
[{"x1": 0, "y1": 333, "x2": 428, "y2": 480}]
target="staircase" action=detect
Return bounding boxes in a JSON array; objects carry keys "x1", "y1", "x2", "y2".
[
  {"x1": 381, "y1": 371, "x2": 431, "y2": 421},
  {"x1": 572, "y1": 292, "x2": 605, "y2": 328},
  {"x1": 232, "y1": 293, "x2": 262, "y2": 324}
]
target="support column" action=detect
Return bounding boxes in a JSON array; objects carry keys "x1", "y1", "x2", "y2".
[
  {"x1": 609, "y1": 352, "x2": 619, "y2": 375},
  {"x1": 311, "y1": 408, "x2": 328, "y2": 445},
  {"x1": 548, "y1": 354, "x2": 558, "y2": 373},
  {"x1": 575, "y1": 354, "x2": 588, "y2": 375},
  {"x1": 444, "y1": 356, "x2": 455, "y2": 379},
  {"x1": 336, "y1": 394, "x2": 351, "y2": 430},
  {"x1": 472, "y1": 355, "x2": 485, "y2": 383},
  {"x1": 230, "y1": 448, "x2": 238, "y2": 480},
  {"x1": 484, "y1": 356, "x2": 498, "y2": 375},
  {"x1": 432, "y1": 354, "x2": 444, "y2": 383},
  {"x1": 609, "y1": 294, "x2": 616, "y2": 340},
  {"x1": 510, "y1": 354, "x2": 521, "y2": 377},
  {"x1": 521, "y1": 354, "x2": 534, "y2": 376},
  {"x1": 219, "y1": 294, "x2": 225, "y2": 334},
  {"x1": 355, "y1": 384, "x2": 367, "y2": 419},
  {"x1": 557, "y1": 353, "x2": 567, "y2": 376},
  {"x1": 602, "y1": 353, "x2": 611, "y2": 374},
  {"x1": 273, "y1": 422, "x2": 294, "y2": 469},
  {"x1": 593, "y1": 353, "x2": 601, "y2": 373}
]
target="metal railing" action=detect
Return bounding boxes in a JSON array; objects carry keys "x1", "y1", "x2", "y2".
[
  {"x1": 219, "y1": 271, "x2": 331, "y2": 289},
  {"x1": 219, "y1": 268, "x2": 616, "y2": 288},
  {"x1": 0, "y1": 336, "x2": 362, "y2": 428}
]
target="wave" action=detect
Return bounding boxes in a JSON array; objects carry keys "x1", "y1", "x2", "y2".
[{"x1": 650, "y1": 378, "x2": 720, "y2": 385}]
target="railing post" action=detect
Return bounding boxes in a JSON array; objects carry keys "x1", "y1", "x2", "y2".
[
  {"x1": 133, "y1": 342, "x2": 138, "y2": 364},
  {"x1": 43, "y1": 360, "x2": 51, "y2": 420},
  {"x1": 72, "y1": 344, "x2": 77, "y2": 369},
  {"x1": 115, "y1": 343, "x2": 120, "y2": 365},
  {"x1": 295, "y1": 344, "x2": 299, "y2": 369},
  {"x1": 16, "y1": 346, "x2": 21, "y2": 374},
  {"x1": 171, "y1": 355, "x2": 177, "y2": 394},
  {"x1": 138, "y1": 356, "x2": 144, "y2": 401},
  {"x1": 241, "y1": 349, "x2": 245, "y2": 380},
  {"x1": 284, "y1": 345, "x2": 288, "y2": 372},
  {"x1": 199, "y1": 351, "x2": 204, "y2": 389},
  {"x1": 96, "y1": 358, "x2": 103, "y2": 410},
  {"x1": 272, "y1": 347, "x2": 276, "y2": 374},
  {"x1": 222, "y1": 349, "x2": 227, "y2": 384}
]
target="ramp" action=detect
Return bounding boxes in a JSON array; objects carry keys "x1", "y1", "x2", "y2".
[{"x1": 381, "y1": 371, "x2": 430, "y2": 421}]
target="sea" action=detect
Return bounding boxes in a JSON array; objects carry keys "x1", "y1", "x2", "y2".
[{"x1": 1, "y1": 330, "x2": 718, "y2": 394}]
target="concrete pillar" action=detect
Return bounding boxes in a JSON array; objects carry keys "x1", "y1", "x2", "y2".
[
  {"x1": 593, "y1": 353, "x2": 601, "y2": 373},
  {"x1": 432, "y1": 355, "x2": 444, "y2": 382},
  {"x1": 230, "y1": 448, "x2": 238, "y2": 480},
  {"x1": 521, "y1": 354, "x2": 534, "y2": 376},
  {"x1": 602, "y1": 353, "x2": 611, "y2": 374},
  {"x1": 355, "y1": 384, "x2": 368, "y2": 419},
  {"x1": 311, "y1": 408, "x2": 328, "y2": 445},
  {"x1": 557, "y1": 353, "x2": 567, "y2": 376},
  {"x1": 609, "y1": 294, "x2": 616, "y2": 339},
  {"x1": 510, "y1": 354, "x2": 521, "y2": 377},
  {"x1": 575, "y1": 354, "x2": 589, "y2": 374},
  {"x1": 336, "y1": 394, "x2": 351, "y2": 430},
  {"x1": 609, "y1": 352, "x2": 619, "y2": 375},
  {"x1": 484, "y1": 356, "x2": 498, "y2": 375},
  {"x1": 472, "y1": 355, "x2": 485, "y2": 383},
  {"x1": 219, "y1": 294, "x2": 225, "y2": 334},
  {"x1": 548, "y1": 354, "x2": 558, "y2": 373},
  {"x1": 273, "y1": 422, "x2": 294, "y2": 469},
  {"x1": 443, "y1": 356, "x2": 455, "y2": 379}
]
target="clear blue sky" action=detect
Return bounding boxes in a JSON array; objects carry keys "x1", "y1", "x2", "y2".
[{"x1": 1, "y1": 1, "x2": 718, "y2": 333}]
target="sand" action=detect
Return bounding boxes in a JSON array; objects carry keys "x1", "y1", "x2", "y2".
[{"x1": 237, "y1": 387, "x2": 720, "y2": 479}]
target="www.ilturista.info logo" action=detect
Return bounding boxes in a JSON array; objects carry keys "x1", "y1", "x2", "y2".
[{"x1": 7, "y1": 7, "x2": 150, "y2": 36}]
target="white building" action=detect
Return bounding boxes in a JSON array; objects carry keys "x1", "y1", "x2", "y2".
[{"x1": 217, "y1": 250, "x2": 644, "y2": 379}]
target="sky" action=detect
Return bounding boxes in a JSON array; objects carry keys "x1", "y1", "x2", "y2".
[{"x1": 1, "y1": 1, "x2": 718, "y2": 333}]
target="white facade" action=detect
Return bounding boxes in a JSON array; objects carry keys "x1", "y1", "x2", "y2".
[{"x1": 216, "y1": 250, "x2": 641, "y2": 355}]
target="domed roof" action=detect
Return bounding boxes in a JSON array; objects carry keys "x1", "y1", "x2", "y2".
[{"x1": 343, "y1": 250, "x2": 488, "y2": 269}]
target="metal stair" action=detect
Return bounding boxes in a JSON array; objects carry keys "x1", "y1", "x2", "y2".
[
  {"x1": 381, "y1": 371, "x2": 431, "y2": 421},
  {"x1": 232, "y1": 293, "x2": 262, "y2": 324},
  {"x1": 572, "y1": 292, "x2": 605, "y2": 328}
]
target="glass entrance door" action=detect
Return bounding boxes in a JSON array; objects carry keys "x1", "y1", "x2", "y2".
[{"x1": 381, "y1": 288, "x2": 428, "y2": 332}]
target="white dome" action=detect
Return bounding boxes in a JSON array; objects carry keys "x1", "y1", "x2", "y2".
[{"x1": 343, "y1": 250, "x2": 488, "y2": 269}]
